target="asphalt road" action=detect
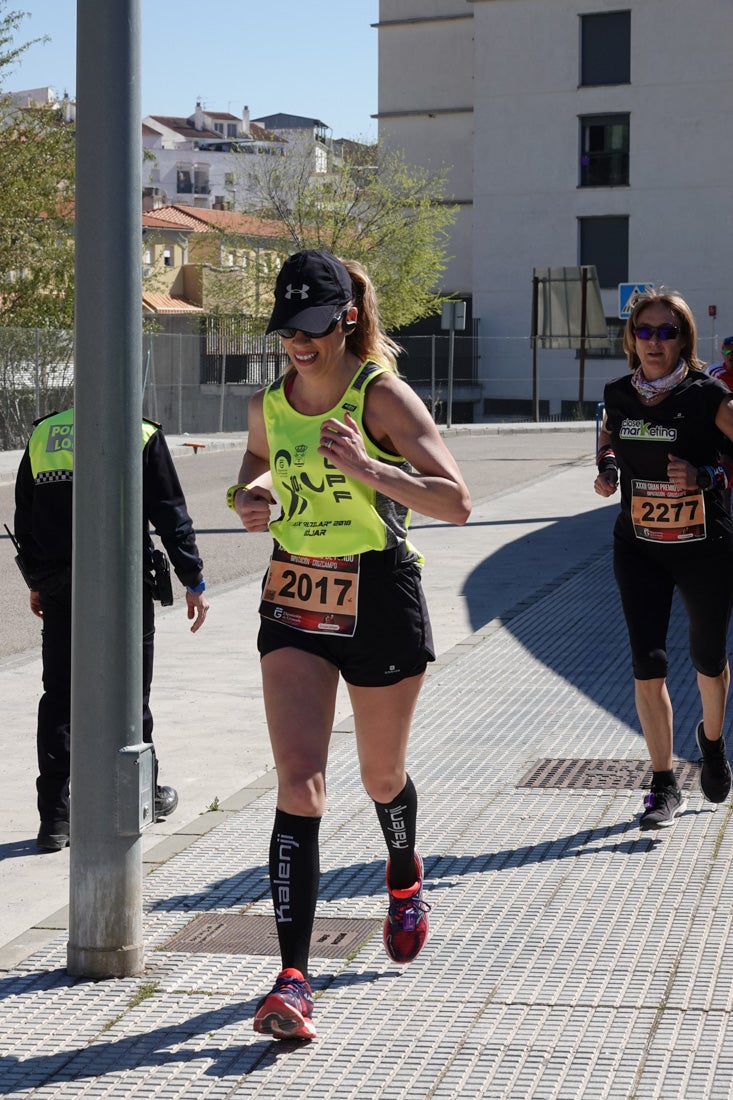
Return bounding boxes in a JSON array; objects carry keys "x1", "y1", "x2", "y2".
[{"x1": 0, "y1": 428, "x2": 596, "y2": 660}]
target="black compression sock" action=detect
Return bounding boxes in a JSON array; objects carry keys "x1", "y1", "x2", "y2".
[
  {"x1": 374, "y1": 775, "x2": 418, "y2": 890},
  {"x1": 269, "y1": 809, "x2": 321, "y2": 976},
  {"x1": 652, "y1": 769, "x2": 677, "y2": 789}
]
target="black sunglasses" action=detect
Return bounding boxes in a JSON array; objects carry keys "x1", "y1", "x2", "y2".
[
  {"x1": 634, "y1": 323, "x2": 681, "y2": 341},
  {"x1": 277, "y1": 309, "x2": 348, "y2": 341}
]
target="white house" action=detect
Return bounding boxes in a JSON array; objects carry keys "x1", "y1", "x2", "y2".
[
  {"x1": 142, "y1": 103, "x2": 286, "y2": 211},
  {"x1": 250, "y1": 112, "x2": 335, "y2": 175},
  {"x1": 8, "y1": 86, "x2": 76, "y2": 123},
  {"x1": 377, "y1": 0, "x2": 733, "y2": 418}
]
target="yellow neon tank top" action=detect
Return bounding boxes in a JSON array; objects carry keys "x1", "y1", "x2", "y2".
[{"x1": 263, "y1": 361, "x2": 420, "y2": 558}]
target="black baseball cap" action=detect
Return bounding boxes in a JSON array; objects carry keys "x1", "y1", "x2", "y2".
[{"x1": 265, "y1": 249, "x2": 353, "y2": 335}]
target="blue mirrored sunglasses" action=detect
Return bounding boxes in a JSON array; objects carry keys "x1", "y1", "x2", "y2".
[{"x1": 634, "y1": 323, "x2": 681, "y2": 341}]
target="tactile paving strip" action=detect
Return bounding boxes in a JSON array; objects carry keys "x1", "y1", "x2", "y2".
[
  {"x1": 4, "y1": 548, "x2": 733, "y2": 1098},
  {"x1": 519, "y1": 757, "x2": 701, "y2": 790}
]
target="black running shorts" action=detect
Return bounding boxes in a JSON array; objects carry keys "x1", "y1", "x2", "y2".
[{"x1": 257, "y1": 544, "x2": 435, "y2": 686}]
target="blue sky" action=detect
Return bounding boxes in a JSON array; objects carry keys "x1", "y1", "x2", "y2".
[{"x1": 6, "y1": 1, "x2": 380, "y2": 141}]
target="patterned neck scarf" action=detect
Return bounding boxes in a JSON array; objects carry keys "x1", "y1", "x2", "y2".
[{"x1": 631, "y1": 359, "x2": 687, "y2": 400}]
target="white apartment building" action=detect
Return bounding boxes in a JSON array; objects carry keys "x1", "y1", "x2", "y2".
[
  {"x1": 142, "y1": 106, "x2": 343, "y2": 215},
  {"x1": 377, "y1": 1, "x2": 733, "y2": 418},
  {"x1": 142, "y1": 103, "x2": 286, "y2": 211}
]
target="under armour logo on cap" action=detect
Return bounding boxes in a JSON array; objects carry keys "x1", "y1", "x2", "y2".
[
  {"x1": 265, "y1": 249, "x2": 354, "y2": 336},
  {"x1": 285, "y1": 283, "x2": 310, "y2": 300}
]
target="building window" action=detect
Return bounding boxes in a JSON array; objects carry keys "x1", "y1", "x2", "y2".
[
  {"x1": 576, "y1": 316, "x2": 626, "y2": 359},
  {"x1": 193, "y1": 166, "x2": 210, "y2": 195},
  {"x1": 163, "y1": 248, "x2": 172, "y2": 268},
  {"x1": 227, "y1": 123, "x2": 237, "y2": 138},
  {"x1": 176, "y1": 167, "x2": 192, "y2": 194},
  {"x1": 580, "y1": 114, "x2": 629, "y2": 187},
  {"x1": 578, "y1": 216, "x2": 629, "y2": 288},
  {"x1": 580, "y1": 11, "x2": 630, "y2": 86}
]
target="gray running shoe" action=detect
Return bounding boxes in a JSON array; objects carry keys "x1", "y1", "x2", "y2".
[
  {"x1": 639, "y1": 785, "x2": 687, "y2": 829},
  {"x1": 696, "y1": 721, "x2": 732, "y2": 804}
]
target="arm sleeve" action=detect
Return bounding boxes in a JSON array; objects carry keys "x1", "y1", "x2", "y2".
[{"x1": 142, "y1": 428, "x2": 204, "y2": 589}]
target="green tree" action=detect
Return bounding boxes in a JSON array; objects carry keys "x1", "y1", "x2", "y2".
[
  {"x1": 0, "y1": 5, "x2": 76, "y2": 329},
  {"x1": 0, "y1": 6, "x2": 75, "y2": 447},
  {"x1": 238, "y1": 141, "x2": 457, "y2": 331}
]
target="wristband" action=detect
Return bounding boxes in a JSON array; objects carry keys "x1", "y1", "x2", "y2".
[
  {"x1": 596, "y1": 445, "x2": 618, "y2": 477},
  {"x1": 226, "y1": 483, "x2": 250, "y2": 510},
  {"x1": 186, "y1": 580, "x2": 206, "y2": 594}
]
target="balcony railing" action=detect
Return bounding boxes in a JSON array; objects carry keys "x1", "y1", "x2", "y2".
[{"x1": 176, "y1": 182, "x2": 211, "y2": 195}]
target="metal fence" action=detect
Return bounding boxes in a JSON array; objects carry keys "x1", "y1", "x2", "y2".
[
  {"x1": 0, "y1": 328, "x2": 74, "y2": 450},
  {"x1": 0, "y1": 326, "x2": 289, "y2": 448},
  {"x1": 3, "y1": 325, "x2": 726, "y2": 447}
]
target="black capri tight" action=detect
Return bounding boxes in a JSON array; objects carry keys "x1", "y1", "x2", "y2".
[{"x1": 614, "y1": 538, "x2": 733, "y2": 680}]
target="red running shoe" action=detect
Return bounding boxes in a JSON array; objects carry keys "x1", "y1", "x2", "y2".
[
  {"x1": 253, "y1": 967, "x2": 317, "y2": 1040},
  {"x1": 383, "y1": 851, "x2": 430, "y2": 964}
]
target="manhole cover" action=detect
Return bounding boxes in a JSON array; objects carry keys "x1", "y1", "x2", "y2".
[
  {"x1": 518, "y1": 758, "x2": 700, "y2": 790},
  {"x1": 161, "y1": 913, "x2": 381, "y2": 959}
]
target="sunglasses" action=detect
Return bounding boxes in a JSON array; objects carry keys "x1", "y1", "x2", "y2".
[
  {"x1": 723, "y1": 348, "x2": 733, "y2": 356},
  {"x1": 277, "y1": 309, "x2": 347, "y2": 341},
  {"x1": 634, "y1": 323, "x2": 681, "y2": 341}
]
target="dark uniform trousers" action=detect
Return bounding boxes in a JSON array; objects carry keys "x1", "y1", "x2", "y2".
[{"x1": 37, "y1": 582, "x2": 156, "y2": 825}]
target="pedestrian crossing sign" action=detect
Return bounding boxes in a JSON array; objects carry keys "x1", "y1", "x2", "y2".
[{"x1": 618, "y1": 282, "x2": 655, "y2": 319}]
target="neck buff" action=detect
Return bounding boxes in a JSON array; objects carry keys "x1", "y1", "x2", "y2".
[{"x1": 631, "y1": 359, "x2": 687, "y2": 400}]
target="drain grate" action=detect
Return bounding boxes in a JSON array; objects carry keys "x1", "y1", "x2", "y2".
[
  {"x1": 519, "y1": 757, "x2": 700, "y2": 790},
  {"x1": 161, "y1": 913, "x2": 381, "y2": 959}
]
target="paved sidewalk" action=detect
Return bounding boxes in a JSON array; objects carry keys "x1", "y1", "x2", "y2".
[{"x1": 1, "y1": 431, "x2": 731, "y2": 1098}]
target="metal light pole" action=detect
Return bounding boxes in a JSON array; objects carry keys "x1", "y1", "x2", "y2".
[{"x1": 67, "y1": 0, "x2": 150, "y2": 979}]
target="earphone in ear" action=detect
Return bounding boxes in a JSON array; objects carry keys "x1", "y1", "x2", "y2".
[{"x1": 342, "y1": 309, "x2": 357, "y2": 334}]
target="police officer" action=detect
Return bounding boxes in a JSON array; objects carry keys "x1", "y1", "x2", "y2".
[{"x1": 14, "y1": 408, "x2": 209, "y2": 852}]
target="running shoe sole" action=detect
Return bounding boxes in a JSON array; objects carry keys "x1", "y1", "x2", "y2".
[{"x1": 253, "y1": 994, "x2": 317, "y2": 1041}]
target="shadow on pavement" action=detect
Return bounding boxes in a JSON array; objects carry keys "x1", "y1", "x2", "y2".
[{"x1": 461, "y1": 502, "x2": 708, "y2": 768}]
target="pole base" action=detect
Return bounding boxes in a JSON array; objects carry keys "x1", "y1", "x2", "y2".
[{"x1": 67, "y1": 941, "x2": 144, "y2": 979}]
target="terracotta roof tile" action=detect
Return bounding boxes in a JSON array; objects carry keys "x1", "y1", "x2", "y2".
[
  {"x1": 143, "y1": 207, "x2": 203, "y2": 230},
  {"x1": 145, "y1": 204, "x2": 285, "y2": 239},
  {"x1": 142, "y1": 293, "x2": 203, "y2": 314}
]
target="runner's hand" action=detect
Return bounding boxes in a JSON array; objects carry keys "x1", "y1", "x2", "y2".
[
  {"x1": 666, "y1": 453, "x2": 697, "y2": 492},
  {"x1": 235, "y1": 485, "x2": 275, "y2": 532},
  {"x1": 594, "y1": 471, "x2": 618, "y2": 497}
]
